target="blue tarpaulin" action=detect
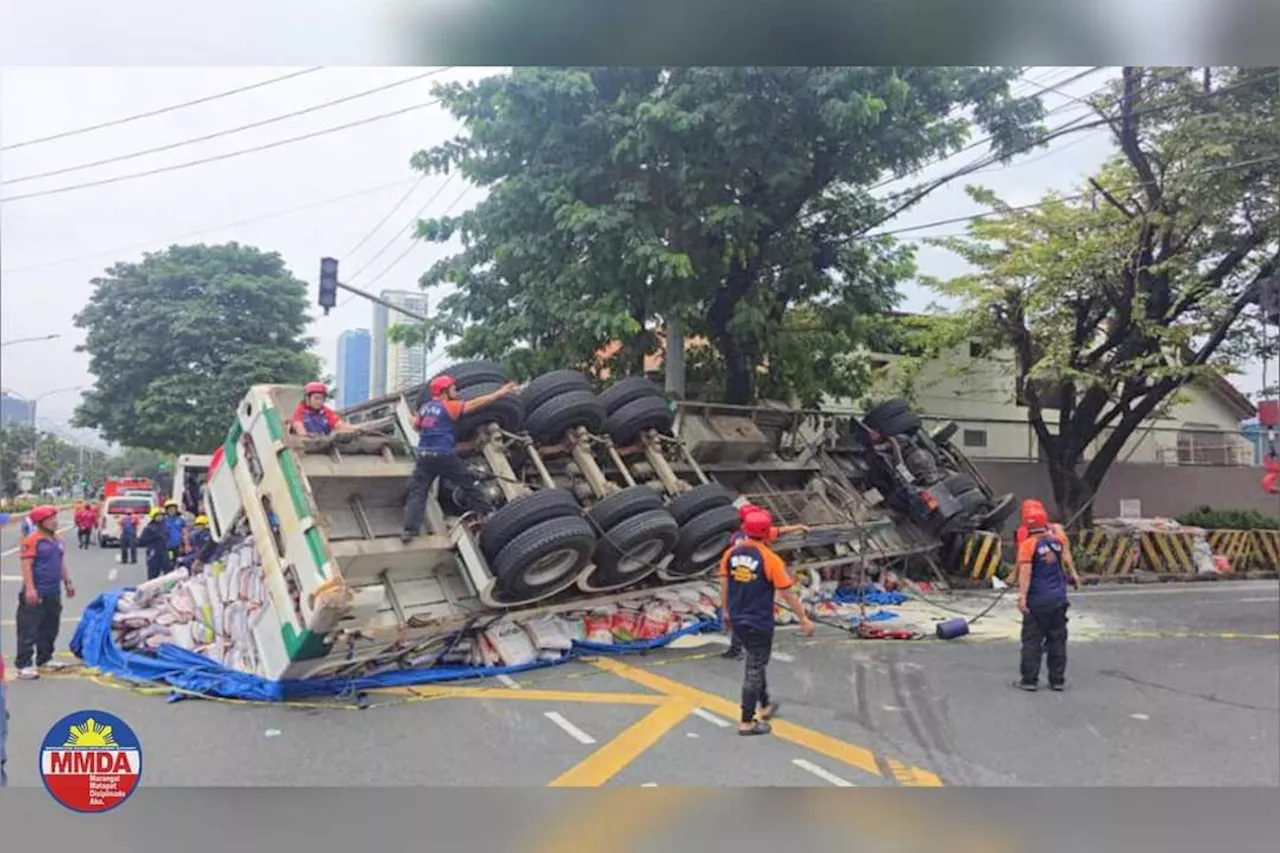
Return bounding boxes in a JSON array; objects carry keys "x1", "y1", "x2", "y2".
[
  {"x1": 833, "y1": 587, "x2": 909, "y2": 606},
  {"x1": 70, "y1": 588, "x2": 720, "y2": 703}
]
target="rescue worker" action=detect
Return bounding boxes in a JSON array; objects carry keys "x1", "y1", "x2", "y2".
[
  {"x1": 189, "y1": 514, "x2": 213, "y2": 553},
  {"x1": 74, "y1": 503, "x2": 94, "y2": 549},
  {"x1": 288, "y1": 381, "x2": 351, "y2": 437},
  {"x1": 1013, "y1": 503, "x2": 1081, "y2": 692},
  {"x1": 138, "y1": 507, "x2": 172, "y2": 580},
  {"x1": 400, "y1": 374, "x2": 520, "y2": 543},
  {"x1": 719, "y1": 508, "x2": 814, "y2": 736},
  {"x1": 161, "y1": 499, "x2": 188, "y2": 564},
  {"x1": 119, "y1": 510, "x2": 139, "y2": 564},
  {"x1": 18, "y1": 511, "x2": 37, "y2": 539},
  {"x1": 13, "y1": 505, "x2": 76, "y2": 680},
  {"x1": 721, "y1": 503, "x2": 809, "y2": 660}
]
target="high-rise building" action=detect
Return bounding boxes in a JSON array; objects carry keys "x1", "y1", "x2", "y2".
[
  {"x1": 371, "y1": 290, "x2": 430, "y2": 396},
  {"x1": 0, "y1": 392, "x2": 35, "y2": 427},
  {"x1": 335, "y1": 329, "x2": 372, "y2": 409}
]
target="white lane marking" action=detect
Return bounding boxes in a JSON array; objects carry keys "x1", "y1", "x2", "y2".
[
  {"x1": 692, "y1": 707, "x2": 731, "y2": 728},
  {"x1": 773, "y1": 651, "x2": 795, "y2": 663},
  {"x1": 1230, "y1": 597, "x2": 1279, "y2": 604},
  {"x1": 641, "y1": 782, "x2": 659, "y2": 787},
  {"x1": 0, "y1": 575, "x2": 18, "y2": 582},
  {"x1": 1085, "y1": 724, "x2": 1104, "y2": 739},
  {"x1": 496, "y1": 674, "x2": 522, "y2": 689},
  {"x1": 1, "y1": 523, "x2": 75, "y2": 557},
  {"x1": 107, "y1": 568, "x2": 118, "y2": 582},
  {"x1": 544, "y1": 712, "x2": 597, "y2": 745},
  {"x1": 792, "y1": 758, "x2": 856, "y2": 787},
  {"x1": 1129, "y1": 713, "x2": 1150, "y2": 721},
  {"x1": 685, "y1": 732, "x2": 699, "y2": 738}
]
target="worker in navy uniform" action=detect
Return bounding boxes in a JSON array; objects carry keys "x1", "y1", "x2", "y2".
[
  {"x1": 720, "y1": 503, "x2": 808, "y2": 660},
  {"x1": 401, "y1": 374, "x2": 519, "y2": 543},
  {"x1": 719, "y1": 508, "x2": 814, "y2": 736},
  {"x1": 1013, "y1": 502, "x2": 1081, "y2": 691},
  {"x1": 13, "y1": 505, "x2": 76, "y2": 680},
  {"x1": 138, "y1": 507, "x2": 172, "y2": 580}
]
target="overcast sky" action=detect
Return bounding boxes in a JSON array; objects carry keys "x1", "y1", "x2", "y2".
[{"x1": 0, "y1": 66, "x2": 1265, "y2": 430}]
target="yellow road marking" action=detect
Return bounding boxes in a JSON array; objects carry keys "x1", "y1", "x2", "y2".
[
  {"x1": 590, "y1": 657, "x2": 942, "y2": 784},
  {"x1": 549, "y1": 699, "x2": 694, "y2": 787},
  {"x1": 526, "y1": 788, "x2": 696, "y2": 853},
  {"x1": 374, "y1": 685, "x2": 668, "y2": 706}
]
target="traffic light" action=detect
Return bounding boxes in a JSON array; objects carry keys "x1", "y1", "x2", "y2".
[{"x1": 319, "y1": 257, "x2": 339, "y2": 315}]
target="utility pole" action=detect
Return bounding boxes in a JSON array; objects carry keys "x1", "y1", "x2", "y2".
[{"x1": 665, "y1": 318, "x2": 686, "y2": 399}]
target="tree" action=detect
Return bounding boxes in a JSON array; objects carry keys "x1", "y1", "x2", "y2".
[
  {"x1": 105, "y1": 447, "x2": 172, "y2": 485},
  {"x1": 927, "y1": 67, "x2": 1279, "y2": 527},
  {"x1": 406, "y1": 67, "x2": 1045, "y2": 404},
  {"x1": 0, "y1": 425, "x2": 104, "y2": 496},
  {"x1": 72, "y1": 243, "x2": 321, "y2": 454}
]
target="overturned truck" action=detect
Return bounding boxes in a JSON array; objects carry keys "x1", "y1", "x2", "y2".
[{"x1": 199, "y1": 364, "x2": 1015, "y2": 681}]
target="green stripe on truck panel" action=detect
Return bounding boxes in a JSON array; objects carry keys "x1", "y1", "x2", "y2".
[
  {"x1": 224, "y1": 421, "x2": 243, "y2": 467},
  {"x1": 263, "y1": 402, "x2": 284, "y2": 442},
  {"x1": 281, "y1": 623, "x2": 329, "y2": 661},
  {"x1": 263, "y1": 404, "x2": 330, "y2": 579},
  {"x1": 304, "y1": 528, "x2": 328, "y2": 577}
]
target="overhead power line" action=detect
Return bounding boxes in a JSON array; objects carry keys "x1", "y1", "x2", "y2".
[
  {"x1": 4, "y1": 68, "x2": 454, "y2": 186},
  {"x1": 0, "y1": 176, "x2": 420, "y2": 275},
  {"x1": 347, "y1": 171, "x2": 461, "y2": 283},
  {"x1": 0, "y1": 99, "x2": 443, "y2": 204},
  {"x1": 343, "y1": 175, "x2": 428, "y2": 259},
  {"x1": 1, "y1": 67, "x2": 325, "y2": 151}
]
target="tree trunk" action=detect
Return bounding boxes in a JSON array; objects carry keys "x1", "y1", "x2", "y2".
[{"x1": 1045, "y1": 446, "x2": 1093, "y2": 530}]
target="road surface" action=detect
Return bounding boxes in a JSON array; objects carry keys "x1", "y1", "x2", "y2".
[{"x1": 3, "y1": 524, "x2": 1277, "y2": 787}]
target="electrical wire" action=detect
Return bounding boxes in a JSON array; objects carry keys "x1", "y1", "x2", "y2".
[
  {"x1": 345, "y1": 171, "x2": 461, "y2": 285},
  {"x1": 342, "y1": 175, "x2": 428, "y2": 259},
  {"x1": 363, "y1": 181, "x2": 474, "y2": 293},
  {"x1": 0, "y1": 99, "x2": 444, "y2": 204},
  {"x1": 4, "y1": 68, "x2": 453, "y2": 186},
  {"x1": 0, "y1": 176, "x2": 421, "y2": 275},
  {"x1": 1, "y1": 67, "x2": 326, "y2": 151}
]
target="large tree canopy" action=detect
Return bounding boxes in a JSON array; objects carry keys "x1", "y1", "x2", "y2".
[
  {"x1": 73, "y1": 243, "x2": 320, "y2": 454},
  {"x1": 927, "y1": 66, "x2": 1279, "y2": 526},
  {"x1": 407, "y1": 66, "x2": 1045, "y2": 404}
]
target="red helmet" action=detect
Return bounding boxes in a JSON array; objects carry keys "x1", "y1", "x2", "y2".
[
  {"x1": 738, "y1": 502, "x2": 760, "y2": 523},
  {"x1": 741, "y1": 508, "x2": 778, "y2": 542},
  {"x1": 430, "y1": 375, "x2": 456, "y2": 398},
  {"x1": 304, "y1": 381, "x2": 328, "y2": 397},
  {"x1": 29, "y1": 505, "x2": 58, "y2": 524},
  {"x1": 1022, "y1": 502, "x2": 1049, "y2": 531}
]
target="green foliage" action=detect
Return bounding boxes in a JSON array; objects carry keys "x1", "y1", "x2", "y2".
[
  {"x1": 408, "y1": 66, "x2": 1045, "y2": 403},
  {"x1": 105, "y1": 447, "x2": 172, "y2": 485},
  {"x1": 0, "y1": 424, "x2": 108, "y2": 496},
  {"x1": 1175, "y1": 506, "x2": 1280, "y2": 531},
  {"x1": 71, "y1": 243, "x2": 321, "y2": 455},
  {"x1": 924, "y1": 67, "x2": 1279, "y2": 524}
]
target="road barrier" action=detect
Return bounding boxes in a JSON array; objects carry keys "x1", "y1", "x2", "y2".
[
  {"x1": 1248, "y1": 530, "x2": 1280, "y2": 571},
  {"x1": 1071, "y1": 530, "x2": 1139, "y2": 576},
  {"x1": 961, "y1": 530, "x2": 1002, "y2": 580},
  {"x1": 1138, "y1": 531, "x2": 1199, "y2": 574},
  {"x1": 1206, "y1": 530, "x2": 1254, "y2": 568}
]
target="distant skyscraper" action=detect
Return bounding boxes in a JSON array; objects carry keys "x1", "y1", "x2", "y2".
[
  {"x1": 371, "y1": 290, "x2": 430, "y2": 396},
  {"x1": 335, "y1": 329, "x2": 372, "y2": 409},
  {"x1": 0, "y1": 392, "x2": 35, "y2": 427}
]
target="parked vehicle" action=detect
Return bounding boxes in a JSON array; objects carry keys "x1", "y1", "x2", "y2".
[
  {"x1": 188, "y1": 363, "x2": 1011, "y2": 682},
  {"x1": 102, "y1": 477, "x2": 157, "y2": 502},
  {"x1": 98, "y1": 495, "x2": 155, "y2": 547},
  {"x1": 172, "y1": 454, "x2": 212, "y2": 516}
]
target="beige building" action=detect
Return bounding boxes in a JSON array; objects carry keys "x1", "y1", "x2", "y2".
[{"x1": 828, "y1": 337, "x2": 1257, "y2": 467}]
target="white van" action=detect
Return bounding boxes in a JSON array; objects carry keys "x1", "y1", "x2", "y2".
[
  {"x1": 98, "y1": 494, "x2": 154, "y2": 547},
  {"x1": 173, "y1": 454, "x2": 213, "y2": 516}
]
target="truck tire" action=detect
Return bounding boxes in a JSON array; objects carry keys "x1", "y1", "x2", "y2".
[
  {"x1": 606, "y1": 395, "x2": 674, "y2": 445},
  {"x1": 479, "y1": 489, "x2": 582, "y2": 559},
  {"x1": 586, "y1": 485, "x2": 664, "y2": 532},
  {"x1": 591, "y1": 508, "x2": 680, "y2": 587},
  {"x1": 670, "y1": 504, "x2": 741, "y2": 576},
  {"x1": 943, "y1": 473, "x2": 979, "y2": 497},
  {"x1": 521, "y1": 370, "x2": 592, "y2": 414},
  {"x1": 435, "y1": 360, "x2": 507, "y2": 391},
  {"x1": 667, "y1": 482, "x2": 736, "y2": 526},
  {"x1": 455, "y1": 381, "x2": 527, "y2": 439},
  {"x1": 978, "y1": 492, "x2": 1017, "y2": 531},
  {"x1": 491, "y1": 515, "x2": 596, "y2": 601},
  {"x1": 865, "y1": 398, "x2": 921, "y2": 436},
  {"x1": 524, "y1": 389, "x2": 607, "y2": 444},
  {"x1": 598, "y1": 376, "x2": 663, "y2": 416}
]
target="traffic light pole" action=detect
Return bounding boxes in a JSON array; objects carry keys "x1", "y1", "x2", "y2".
[
  {"x1": 317, "y1": 256, "x2": 429, "y2": 323},
  {"x1": 334, "y1": 280, "x2": 429, "y2": 323}
]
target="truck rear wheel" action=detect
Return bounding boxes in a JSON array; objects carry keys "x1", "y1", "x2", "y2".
[
  {"x1": 521, "y1": 370, "x2": 593, "y2": 414},
  {"x1": 479, "y1": 489, "x2": 582, "y2": 559},
  {"x1": 586, "y1": 485, "x2": 664, "y2": 531},
  {"x1": 670, "y1": 504, "x2": 741, "y2": 576},
  {"x1": 598, "y1": 376, "x2": 663, "y2": 416},
  {"x1": 525, "y1": 389, "x2": 607, "y2": 444},
  {"x1": 667, "y1": 482, "x2": 735, "y2": 526},
  {"x1": 455, "y1": 381, "x2": 527, "y2": 439},
  {"x1": 491, "y1": 515, "x2": 596, "y2": 601},
  {"x1": 865, "y1": 398, "x2": 921, "y2": 436},
  {"x1": 606, "y1": 395, "x2": 674, "y2": 445},
  {"x1": 435, "y1": 360, "x2": 507, "y2": 391},
  {"x1": 590, "y1": 508, "x2": 679, "y2": 587}
]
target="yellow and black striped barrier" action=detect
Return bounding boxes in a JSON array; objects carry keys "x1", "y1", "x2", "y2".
[
  {"x1": 1138, "y1": 531, "x2": 1198, "y2": 574},
  {"x1": 961, "y1": 530, "x2": 1003, "y2": 580},
  {"x1": 1206, "y1": 530, "x2": 1254, "y2": 569},
  {"x1": 1249, "y1": 530, "x2": 1280, "y2": 571},
  {"x1": 1071, "y1": 530, "x2": 1138, "y2": 576}
]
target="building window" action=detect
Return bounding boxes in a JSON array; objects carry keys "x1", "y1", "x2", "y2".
[
  {"x1": 968, "y1": 341, "x2": 987, "y2": 359},
  {"x1": 1177, "y1": 422, "x2": 1232, "y2": 466},
  {"x1": 962, "y1": 429, "x2": 988, "y2": 448}
]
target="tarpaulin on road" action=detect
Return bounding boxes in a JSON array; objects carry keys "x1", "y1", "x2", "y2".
[{"x1": 71, "y1": 588, "x2": 720, "y2": 702}]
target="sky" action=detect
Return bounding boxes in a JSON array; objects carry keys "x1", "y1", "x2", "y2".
[{"x1": 0, "y1": 65, "x2": 1266, "y2": 438}]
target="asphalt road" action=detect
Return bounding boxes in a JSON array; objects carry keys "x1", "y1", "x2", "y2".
[{"x1": 2, "y1": 532, "x2": 1277, "y2": 787}]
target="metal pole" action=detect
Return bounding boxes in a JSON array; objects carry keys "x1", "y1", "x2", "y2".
[
  {"x1": 0, "y1": 333, "x2": 59, "y2": 349},
  {"x1": 665, "y1": 317, "x2": 686, "y2": 399},
  {"x1": 336, "y1": 281, "x2": 428, "y2": 323}
]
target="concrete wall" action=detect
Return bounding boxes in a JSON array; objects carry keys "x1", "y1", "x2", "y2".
[{"x1": 974, "y1": 460, "x2": 1280, "y2": 523}]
